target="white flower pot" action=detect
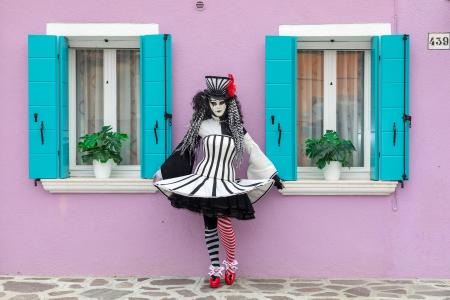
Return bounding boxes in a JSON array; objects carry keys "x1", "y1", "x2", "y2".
[
  {"x1": 93, "y1": 159, "x2": 113, "y2": 179},
  {"x1": 323, "y1": 161, "x2": 342, "y2": 181}
]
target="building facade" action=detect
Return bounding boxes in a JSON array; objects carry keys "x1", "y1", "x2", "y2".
[{"x1": 1, "y1": 0, "x2": 449, "y2": 277}]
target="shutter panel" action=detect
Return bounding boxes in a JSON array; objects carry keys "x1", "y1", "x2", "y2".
[
  {"x1": 370, "y1": 36, "x2": 380, "y2": 180},
  {"x1": 378, "y1": 34, "x2": 410, "y2": 180},
  {"x1": 28, "y1": 35, "x2": 59, "y2": 179},
  {"x1": 140, "y1": 34, "x2": 173, "y2": 178},
  {"x1": 265, "y1": 36, "x2": 297, "y2": 180},
  {"x1": 59, "y1": 36, "x2": 69, "y2": 178}
]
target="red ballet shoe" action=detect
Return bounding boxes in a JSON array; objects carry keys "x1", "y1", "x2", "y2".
[
  {"x1": 223, "y1": 259, "x2": 238, "y2": 285},
  {"x1": 209, "y1": 275, "x2": 220, "y2": 288},
  {"x1": 208, "y1": 265, "x2": 224, "y2": 288},
  {"x1": 224, "y1": 270, "x2": 236, "y2": 285}
]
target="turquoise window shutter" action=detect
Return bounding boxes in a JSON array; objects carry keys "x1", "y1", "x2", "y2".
[
  {"x1": 140, "y1": 34, "x2": 173, "y2": 178},
  {"x1": 377, "y1": 34, "x2": 410, "y2": 181},
  {"x1": 265, "y1": 36, "x2": 297, "y2": 180},
  {"x1": 28, "y1": 35, "x2": 59, "y2": 179},
  {"x1": 28, "y1": 35, "x2": 69, "y2": 179},
  {"x1": 370, "y1": 36, "x2": 380, "y2": 180},
  {"x1": 59, "y1": 36, "x2": 69, "y2": 178}
]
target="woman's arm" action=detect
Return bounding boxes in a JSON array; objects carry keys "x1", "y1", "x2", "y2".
[{"x1": 243, "y1": 131, "x2": 284, "y2": 189}]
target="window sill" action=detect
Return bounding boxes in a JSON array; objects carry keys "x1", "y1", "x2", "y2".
[
  {"x1": 279, "y1": 180, "x2": 398, "y2": 196},
  {"x1": 41, "y1": 178, "x2": 157, "y2": 194}
]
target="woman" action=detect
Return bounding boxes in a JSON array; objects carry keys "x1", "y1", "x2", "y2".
[{"x1": 154, "y1": 74, "x2": 283, "y2": 288}]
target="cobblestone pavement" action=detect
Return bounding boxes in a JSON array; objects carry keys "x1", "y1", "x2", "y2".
[{"x1": 1, "y1": 276, "x2": 450, "y2": 299}]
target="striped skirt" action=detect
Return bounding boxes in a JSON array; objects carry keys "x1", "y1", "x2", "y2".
[{"x1": 154, "y1": 135, "x2": 274, "y2": 219}]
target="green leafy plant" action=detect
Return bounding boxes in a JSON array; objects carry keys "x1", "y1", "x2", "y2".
[
  {"x1": 77, "y1": 125, "x2": 128, "y2": 164},
  {"x1": 304, "y1": 130, "x2": 356, "y2": 169}
]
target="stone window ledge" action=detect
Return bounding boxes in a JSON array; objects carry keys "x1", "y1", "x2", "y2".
[
  {"x1": 279, "y1": 180, "x2": 398, "y2": 196},
  {"x1": 41, "y1": 178, "x2": 398, "y2": 195},
  {"x1": 41, "y1": 178, "x2": 157, "y2": 194}
]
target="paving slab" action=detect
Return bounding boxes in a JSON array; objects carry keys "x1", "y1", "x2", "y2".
[{"x1": 1, "y1": 276, "x2": 450, "y2": 299}]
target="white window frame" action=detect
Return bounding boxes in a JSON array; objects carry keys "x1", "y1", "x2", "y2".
[
  {"x1": 297, "y1": 42, "x2": 371, "y2": 180},
  {"x1": 68, "y1": 44, "x2": 141, "y2": 178},
  {"x1": 45, "y1": 23, "x2": 158, "y2": 184},
  {"x1": 276, "y1": 23, "x2": 399, "y2": 195}
]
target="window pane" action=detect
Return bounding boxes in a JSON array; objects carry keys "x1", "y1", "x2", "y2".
[
  {"x1": 116, "y1": 50, "x2": 140, "y2": 165},
  {"x1": 76, "y1": 50, "x2": 104, "y2": 165},
  {"x1": 336, "y1": 51, "x2": 364, "y2": 167},
  {"x1": 297, "y1": 50, "x2": 324, "y2": 167}
]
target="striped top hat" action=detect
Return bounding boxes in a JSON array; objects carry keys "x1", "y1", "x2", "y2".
[{"x1": 205, "y1": 74, "x2": 236, "y2": 99}]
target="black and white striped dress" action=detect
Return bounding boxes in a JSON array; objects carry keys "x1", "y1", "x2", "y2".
[{"x1": 154, "y1": 118, "x2": 277, "y2": 220}]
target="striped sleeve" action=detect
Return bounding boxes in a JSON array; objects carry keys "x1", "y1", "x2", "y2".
[{"x1": 244, "y1": 132, "x2": 277, "y2": 180}]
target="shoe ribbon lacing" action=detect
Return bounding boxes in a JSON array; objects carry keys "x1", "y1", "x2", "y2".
[
  {"x1": 208, "y1": 265, "x2": 225, "y2": 277},
  {"x1": 223, "y1": 259, "x2": 238, "y2": 273}
]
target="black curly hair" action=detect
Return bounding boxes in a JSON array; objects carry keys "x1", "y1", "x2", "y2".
[{"x1": 180, "y1": 90, "x2": 245, "y2": 166}]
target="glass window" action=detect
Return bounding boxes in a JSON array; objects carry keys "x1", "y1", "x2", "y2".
[
  {"x1": 297, "y1": 50, "x2": 324, "y2": 167},
  {"x1": 73, "y1": 48, "x2": 140, "y2": 168},
  {"x1": 336, "y1": 51, "x2": 364, "y2": 167},
  {"x1": 297, "y1": 47, "x2": 370, "y2": 174}
]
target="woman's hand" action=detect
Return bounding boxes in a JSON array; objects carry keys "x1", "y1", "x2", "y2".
[
  {"x1": 153, "y1": 169, "x2": 163, "y2": 182},
  {"x1": 272, "y1": 174, "x2": 284, "y2": 190}
]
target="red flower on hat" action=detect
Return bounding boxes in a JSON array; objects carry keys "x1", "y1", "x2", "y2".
[{"x1": 227, "y1": 73, "x2": 236, "y2": 97}]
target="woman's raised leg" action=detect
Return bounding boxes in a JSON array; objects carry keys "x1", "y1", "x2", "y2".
[{"x1": 217, "y1": 216, "x2": 238, "y2": 285}]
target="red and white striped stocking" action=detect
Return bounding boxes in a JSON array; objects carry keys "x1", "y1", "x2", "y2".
[{"x1": 217, "y1": 216, "x2": 238, "y2": 273}]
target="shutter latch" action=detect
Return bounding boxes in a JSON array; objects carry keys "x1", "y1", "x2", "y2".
[
  {"x1": 403, "y1": 114, "x2": 412, "y2": 128},
  {"x1": 164, "y1": 112, "x2": 173, "y2": 126}
]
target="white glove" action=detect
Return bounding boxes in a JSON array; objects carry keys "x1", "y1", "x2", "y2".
[{"x1": 153, "y1": 169, "x2": 163, "y2": 182}]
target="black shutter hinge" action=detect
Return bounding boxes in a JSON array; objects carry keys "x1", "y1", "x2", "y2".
[
  {"x1": 403, "y1": 34, "x2": 408, "y2": 41},
  {"x1": 57, "y1": 54, "x2": 60, "y2": 59},
  {"x1": 378, "y1": 55, "x2": 381, "y2": 61},
  {"x1": 398, "y1": 180, "x2": 404, "y2": 188},
  {"x1": 163, "y1": 34, "x2": 168, "y2": 40},
  {"x1": 34, "y1": 179, "x2": 41, "y2": 187},
  {"x1": 403, "y1": 114, "x2": 412, "y2": 128}
]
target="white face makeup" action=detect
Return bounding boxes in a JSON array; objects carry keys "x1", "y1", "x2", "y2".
[{"x1": 209, "y1": 98, "x2": 227, "y2": 118}]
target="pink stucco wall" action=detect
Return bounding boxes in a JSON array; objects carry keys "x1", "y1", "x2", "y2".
[{"x1": 1, "y1": 0, "x2": 449, "y2": 277}]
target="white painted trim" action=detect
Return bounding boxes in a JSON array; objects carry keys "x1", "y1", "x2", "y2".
[
  {"x1": 279, "y1": 23, "x2": 391, "y2": 37},
  {"x1": 298, "y1": 41, "x2": 371, "y2": 50},
  {"x1": 297, "y1": 167, "x2": 370, "y2": 180},
  {"x1": 363, "y1": 51, "x2": 371, "y2": 169},
  {"x1": 69, "y1": 165, "x2": 140, "y2": 178},
  {"x1": 280, "y1": 180, "x2": 398, "y2": 196},
  {"x1": 68, "y1": 48, "x2": 141, "y2": 178},
  {"x1": 69, "y1": 39, "x2": 140, "y2": 49},
  {"x1": 46, "y1": 23, "x2": 159, "y2": 36},
  {"x1": 326, "y1": 50, "x2": 337, "y2": 131},
  {"x1": 69, "y1": 49, "x2": 77, "y2": 169},
  {"x1": 103, "y1": 49, "x2": 117, "y2": 131},
  {"x1": 41, "y1": 178, "x2": 157, "y2": 193}
]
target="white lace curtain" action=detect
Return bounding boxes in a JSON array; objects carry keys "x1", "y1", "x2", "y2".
[
  {"x1": 117, "y1": 50, "x2": 140, "y2": 165},
  {"x1": 336, "y1": 51, "x2": 364, "y2": 167}
]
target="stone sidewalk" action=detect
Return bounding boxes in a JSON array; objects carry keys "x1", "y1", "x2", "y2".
[{"x1": 1, "y1": 276, "x2": 450, "y2": 299}]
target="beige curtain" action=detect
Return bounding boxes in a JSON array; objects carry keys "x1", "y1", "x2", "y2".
[
  {"x1": 336, "y1": 51, "x2": 364, "y2": 167},
  {"x1": 117, "y1": 50, "x2": 140, "y2": 165},
  {"x1": 76, "y1": 50, "x2": 104, "y2": 165},
  {"x1": 297, "y1": 50, "x2": 324, "y2": 166}
]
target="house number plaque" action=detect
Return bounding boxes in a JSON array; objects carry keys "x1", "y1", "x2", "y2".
[{"x1": 428, "y1": 32, "x2": 450, "y2": 50}]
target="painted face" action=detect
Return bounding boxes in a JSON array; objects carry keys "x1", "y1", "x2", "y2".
[{"x1": 209, "y1": 98, "x2": 227, "y2": 118}]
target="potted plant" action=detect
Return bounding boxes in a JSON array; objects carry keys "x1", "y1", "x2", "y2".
[
  {"x1": 304, "y1": 130, "x2": 356, "y2": 180},
  {"x1": 77, "y1": 125, "x2": 128, "y2": 179}
]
